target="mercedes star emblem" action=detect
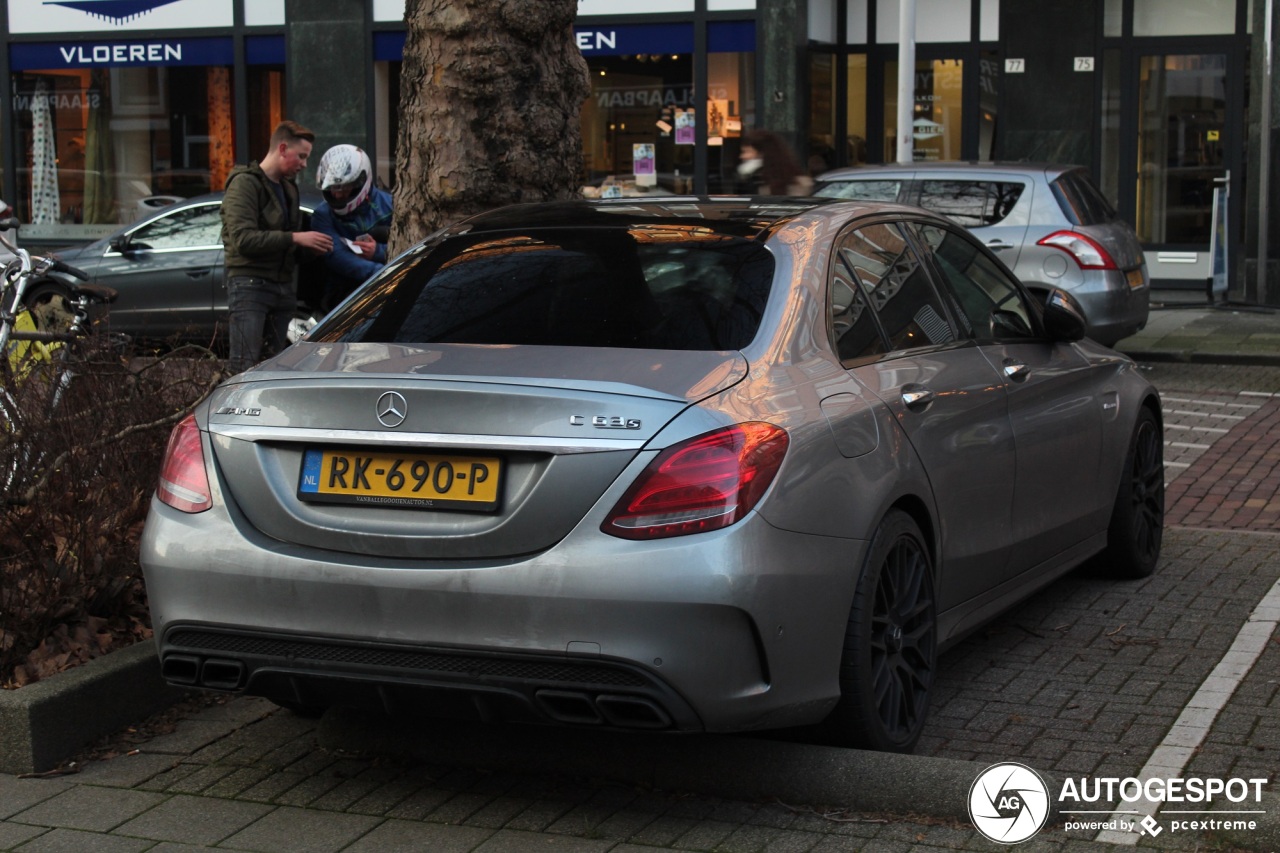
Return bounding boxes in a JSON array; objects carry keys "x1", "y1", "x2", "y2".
[{"x1": 376, "y1": 391, "x2": 408, "y2": 428}]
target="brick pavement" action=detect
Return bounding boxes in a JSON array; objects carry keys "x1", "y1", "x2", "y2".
[{"x1": 1165, "y1": 397, "x2": 1280, "y2": 530}]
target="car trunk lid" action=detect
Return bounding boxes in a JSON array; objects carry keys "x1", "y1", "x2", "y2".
[{"x1": 204, "y1": 342, "x2": 749, "y2": 560}]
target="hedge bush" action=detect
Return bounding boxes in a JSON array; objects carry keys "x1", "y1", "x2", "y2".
[{"x1": 1, "y1": 339, "x2": 221, "y2": 687}]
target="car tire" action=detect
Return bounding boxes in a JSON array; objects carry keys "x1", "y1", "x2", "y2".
[
  {"x1": 1100, "y1": 406, "x2": 1163, "y2": 579},
  {"x1": 826, "y1": 508, "x2": 937, "y2": 753},
  {"x1": 18, "y1": 281, "x2": 75, "y2": 333}
]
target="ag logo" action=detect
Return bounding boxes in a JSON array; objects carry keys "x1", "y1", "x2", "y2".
[{"x1": 968, "y1": 762, "x2": 1050, "y2": 844}]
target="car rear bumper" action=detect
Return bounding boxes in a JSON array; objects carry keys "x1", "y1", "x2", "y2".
[
  {"x1": 140, "y1": 496, "x2": 865, "y2": 733},
  {"x1": 1070, "y1": 270, "x2": 1150, "y2": 346}
]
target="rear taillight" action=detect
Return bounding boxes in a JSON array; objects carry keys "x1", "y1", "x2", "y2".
[
  {"x1": 603, "y1": 422, "x2": 789, "y2": 540},
  {"x1": 1037, "y1": 230, "x2": 1119, "y2": 270},
  {"x1": 157, "y1": 414, "x2": 212, "y2": 513}
]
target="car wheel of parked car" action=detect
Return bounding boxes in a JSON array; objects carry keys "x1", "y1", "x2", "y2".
[
  {"x1": 1101, "y1": 407, "x2": 1164, "y2": 579},
  {"x1": 19, "y1": 282, "x2": 75, "y2": 333},
  {"x1": 828, "y1": 509, "x2": 937, "y2": 752}
]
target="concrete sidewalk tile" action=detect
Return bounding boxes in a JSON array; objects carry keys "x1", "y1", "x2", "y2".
[
  {"x1": 343, "y1": 818, "x2": 494, "y2": 853},
  {"x1": 0, "y1": 821, "x2": 46, "y2": 849},
  {"x1": 112, "y1": 793, "x2": 273, "y2": 846},
  {"x1": 163, "y1": 762, "x2": 237, "y2": 794},
  {"x1": 9, "y1": 826, "x2": 153, "y2": 853},
  {"x1": 8, "y1": 785, "x2": 166, "y2": 833},
  {"x1": 137, "y1": 721, "x2": 237, "y2": 756},
  {"x1": 0, "y1": 776, "x2": 72, "y2": 820},
  {"x1": 717, "y1": 823, "x2": 822, "y2": 852},
  {"x1": 472, "y1": 828, "x2": 613, "y2": 852},
  {"x1": 220, "y1": 805, "x2": 380, "y2": 853},
  {"x1": 71, "y1": 754, "x2": 179, "y2": 789},
  {"x1": 464, "y1": 795, "x2": 536, "y2": 830}
]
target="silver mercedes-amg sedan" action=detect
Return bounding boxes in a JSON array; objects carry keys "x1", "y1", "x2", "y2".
[{"x1": 140, "y1": 197, "x2": 1164, "y2": 753}]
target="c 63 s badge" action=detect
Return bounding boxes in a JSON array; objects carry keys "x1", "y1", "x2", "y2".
[{"x1": 570, "y1": 415, "x2": 641, "y2": 430}]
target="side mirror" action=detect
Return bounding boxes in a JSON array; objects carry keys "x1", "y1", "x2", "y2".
[
  {"x1": 108, "y1": 235, "x2": 130, "y2": 253},
  {"x1": 1042, "y1": 289, "x2": 1086, "y2": 342}
]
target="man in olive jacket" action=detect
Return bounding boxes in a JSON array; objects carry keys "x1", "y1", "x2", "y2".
[{"x1": 221, "y1": 120, "x2": 332, "y2": 373}]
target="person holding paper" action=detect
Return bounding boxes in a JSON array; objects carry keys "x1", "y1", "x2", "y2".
[{"x1": 311, "y1": 144, "x2": 394, "y2": 311}]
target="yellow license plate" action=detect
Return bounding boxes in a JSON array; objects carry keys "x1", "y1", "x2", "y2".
[
  {"x1": 1126, "y1": 268, "x2": 1145, "y2": 289},
  {"x1": 298, "y1": 448, "x2": 501, "y2": 511}
]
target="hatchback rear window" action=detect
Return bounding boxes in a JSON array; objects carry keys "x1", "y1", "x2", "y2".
[
  {"x1": 1050, "y1": 169, "x2": 1118, "y2": 226},
  {"x1": 310, "y1": 228, "x2": 776, "y2": 351}
]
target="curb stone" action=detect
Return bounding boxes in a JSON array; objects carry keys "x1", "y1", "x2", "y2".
[{"x1": 0, "y1": 640, "x2": 183, "y2": 775}]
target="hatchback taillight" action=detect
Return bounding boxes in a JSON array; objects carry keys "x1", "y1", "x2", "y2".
[
  {"x1": 157, "y1": 415, "x2": 212, "y2": 513},
  {"x1": 1037, "y1": 230, "x2": 1119, "y2": 270},
  {"x1": 602, "y1": 422, "x2": 789, "y2": 540}
]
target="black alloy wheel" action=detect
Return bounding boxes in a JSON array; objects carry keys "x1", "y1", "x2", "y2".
[
  {"x1": 828, "y1": 509, "x2": 937, "y2": 752},
  {"x1": 1103, "y1": 407, "x2": 1164, "y2": 579}
]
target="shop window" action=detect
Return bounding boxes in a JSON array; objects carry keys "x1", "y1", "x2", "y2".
[
  {"x1": 247, "y1": 65, "x2": 286, "y2": 173},
  {"x1": 883, "y1": 59, "x2": 964, "y2": 162},
  {"x1": 846, "y1": 54, "x2": 869, "y2": 166},
  {"x1": 581, "y1": 53, "x2": 696, "y2": 195},
  {"x1": 13, "y1": 64, "x2": 235, "y2": 240}
]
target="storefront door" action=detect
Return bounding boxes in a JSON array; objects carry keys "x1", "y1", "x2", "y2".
[{"x1": 1109, "y1": 45, "x2": 1243, "y2": 287}]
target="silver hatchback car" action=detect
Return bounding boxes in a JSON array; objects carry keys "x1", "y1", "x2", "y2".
[
  {"x1": 140, "y1": 198, "x2": 1163, "y2": 753},
  {"x1": 814, "y1": 163, "x2": 1150, "y2": 347}
]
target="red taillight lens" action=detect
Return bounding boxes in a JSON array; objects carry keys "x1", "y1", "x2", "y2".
[
  {"x1": 1037, "y1": 230, "x2": 1119, "y2": 270},
  {"x1": 157, "y1": 414, "x2": 212, "y2": 513},
  {"x1": 603, "y1": 422, "x2": 789, "y2": 540}
]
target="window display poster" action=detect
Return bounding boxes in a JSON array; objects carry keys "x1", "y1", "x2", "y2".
[
  {"x1": 7, "y1": 0, "x2": 233, "y2": 34},
  {"x1": 675, "y1": 109, "x2": 695, "y2": 145},
  {"x1": 633, "y1": 144, "x2": 656, "y2": 186}
]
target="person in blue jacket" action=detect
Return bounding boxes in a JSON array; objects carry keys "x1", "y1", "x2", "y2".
[{"x1": 311, "y1": 144, "x2": 393, "y2": 311}]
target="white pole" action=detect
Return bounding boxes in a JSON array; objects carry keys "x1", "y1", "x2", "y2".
[
  {"x1": 1259, "y1": 0, "x2": 1273, "y2": 303},
  {"x1": 897, "y1": 0, "x2": 917, "y2": 164}
]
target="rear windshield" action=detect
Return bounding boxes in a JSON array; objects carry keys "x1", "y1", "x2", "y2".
[
  {"x1": 309, "y1": 228, "x2": 776, "y2": 351},
  {"x1": 1050, "y1": 169, "x2": 1118, "y2": 226}
]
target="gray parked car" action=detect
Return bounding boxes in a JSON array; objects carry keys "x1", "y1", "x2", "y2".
[
  {"x1": 140, "y1": 197, "x2": 1164, "y2": 753},
  {"x1": 814, "y1": 163, "x2": 1150, "y2": 346},
  {"x1": 26, "y1": 193, "x2": 324, "y2": 345}
]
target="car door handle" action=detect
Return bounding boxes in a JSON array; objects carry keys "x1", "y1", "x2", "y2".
[
  {"x1": 901, "y1": 384, "x2": 935, "y2": 411},
  {"x1": 986, "y1": 240, "x2": 1015, "y2": 251},
  {"x1": 1003, "y1": 359, "x2": 1030, "y2": 381},
  {"x1": 186, "y1": 269, "x2": 211, "y2": 278}
]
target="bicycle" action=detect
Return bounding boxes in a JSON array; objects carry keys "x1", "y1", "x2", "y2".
[{"x1": 0, "y1": 217, "x2": 115, "y2": 503}]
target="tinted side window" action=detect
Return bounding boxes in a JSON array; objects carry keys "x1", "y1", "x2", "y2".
[
  {"x1": 814, "y1": 179, "x2": 904, "y2": 202},
  {"x1": 130, "y1": 205, "x2": 223, "y2": 250},
  {"x1": 914, "y1": 223, "x2": 1036, "y2": 341},
  {"x1": 311, "y1": 228, "x2": 775, "y2": 351},
  {"x1": 917, "y1": 180, "x2": 1025, "y2": 227},
  {"x1": 832, "y1": 221, "x2": 955, "y2": 355},
  {"x1": 1051, "y1": 169, "x2": 1118, "y2": 226}
]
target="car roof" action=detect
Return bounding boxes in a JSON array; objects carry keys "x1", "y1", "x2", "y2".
[
  {"x1": 455, "y1": 197, "x2": 844, "y2": 240},
  {"x1": 816, "y1": 162, "x2": 1083, "y2": 182},
  {"x1": 452, "y1": 196, "x2": 955, "y2": 243}
]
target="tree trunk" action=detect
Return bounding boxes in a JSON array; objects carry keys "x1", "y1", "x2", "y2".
[{"x1": 390, "y1": 0, "x2": 589, "y2": 254}]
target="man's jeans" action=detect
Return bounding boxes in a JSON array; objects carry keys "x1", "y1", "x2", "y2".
[{"x1": 227, "y1": 276, "x2": 296, "y2": 374}]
